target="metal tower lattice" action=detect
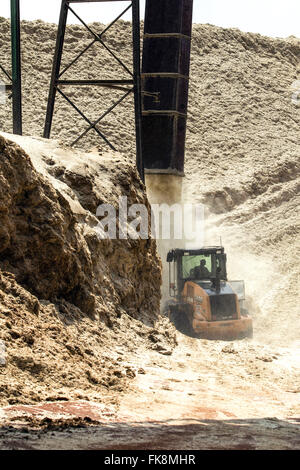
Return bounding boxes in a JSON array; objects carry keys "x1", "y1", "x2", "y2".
[
  {"x1": 0, "y1": 0, "x2": 22, "y2": 135},
  {"x1": 44, "y1": 0, "x2": 143, "y2": 180}
]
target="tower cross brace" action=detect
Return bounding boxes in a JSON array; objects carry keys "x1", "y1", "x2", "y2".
[{"x1": 44, "y1": 0, "x2": 144, "y2": 181}]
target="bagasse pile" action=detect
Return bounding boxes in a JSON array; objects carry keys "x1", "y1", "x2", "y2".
[
  {"x1": 0, "y1": 134, "x2": 160, "y2": 321},
  {"x1": 0, "y1": 133, "x2": 176, "y2": 406}
]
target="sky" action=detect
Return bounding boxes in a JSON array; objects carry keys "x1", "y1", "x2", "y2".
[{"x1": 0, "y1": 0, "x2": 299, "y2": 38}]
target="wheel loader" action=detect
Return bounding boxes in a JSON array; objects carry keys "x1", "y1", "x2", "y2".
[{"x1": 165, "y1": 247, "x2": 253, "y2": 340}]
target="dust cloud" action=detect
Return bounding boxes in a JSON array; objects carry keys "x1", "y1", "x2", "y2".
[
  {"x1": 146, "y1": 170, "x2": 299, "y2": 350},
  {"x1": 145, "y1": 174, "x2": 185, "y2": 309}
]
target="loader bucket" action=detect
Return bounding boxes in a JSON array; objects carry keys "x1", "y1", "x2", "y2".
[{"x1": 192, "y1": 317, "x2": 253, "y2": 341}]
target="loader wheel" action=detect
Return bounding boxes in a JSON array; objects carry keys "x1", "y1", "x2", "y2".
[
  {"x1": 163, "y1": 300, "x2": 175, "y2": 317},
  {"x1": 240, "y1": 309, "x2": 253, "y2": 339},
  {"x1": 169, "y1": 306, "x2": 197, "y2": 338},
  {"x1": 240, "y1": 307, "x2": 249, "y2": 316}
]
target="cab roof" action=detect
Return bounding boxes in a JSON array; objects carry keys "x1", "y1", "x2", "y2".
[{"x1": 171, "y1": 247, "x2": 225, "y2": 256}]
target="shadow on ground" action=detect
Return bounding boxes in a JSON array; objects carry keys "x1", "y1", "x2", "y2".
[{"x1": 0, "y1": 417, "x2": 299, "y2": 450}]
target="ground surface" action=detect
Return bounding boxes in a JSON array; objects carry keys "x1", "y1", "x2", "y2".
[{"x1": 0, "y1": 332, "x2": 299, "y2": 450}]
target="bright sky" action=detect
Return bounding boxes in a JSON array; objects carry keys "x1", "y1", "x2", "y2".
[{"x1": 0, "y1": 0, "x2": 299, "y2": 38}]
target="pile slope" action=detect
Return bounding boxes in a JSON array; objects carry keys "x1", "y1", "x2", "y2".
[{"x1": 0, "y1": 133, "x2": 176, "y2": 406}]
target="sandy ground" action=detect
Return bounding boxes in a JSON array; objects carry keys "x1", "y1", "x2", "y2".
[{"x1": 0, "y1": 332, "x2": 299, "y2": 450}]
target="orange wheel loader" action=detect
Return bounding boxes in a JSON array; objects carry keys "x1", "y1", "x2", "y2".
[{"x1": 165, "y1": 247, "x2": 253, "y2": 340}]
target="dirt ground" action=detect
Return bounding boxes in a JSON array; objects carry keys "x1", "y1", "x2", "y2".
[
  {"x1": 0, "y1": 18, "x2": 299, "y2": 450},
  {"x1": 0, "y1": 332, "x2": 299, "y2": 450}
]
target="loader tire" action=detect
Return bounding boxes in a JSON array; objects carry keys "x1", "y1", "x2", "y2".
[{"x1": 169, "y1": 305, "x2": 196, "y2": 338}]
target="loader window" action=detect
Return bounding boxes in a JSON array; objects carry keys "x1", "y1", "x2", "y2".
[
  {"x1": 181, "y1": 253, "x2": 227, "y2": 280},
  {"x1": 182, "y1": 255, "x2": 212, "y2": 279}
]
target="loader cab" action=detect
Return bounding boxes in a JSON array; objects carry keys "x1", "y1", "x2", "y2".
[{"x1": 167, "y1": 247, "x2": 227, "y2": 298}]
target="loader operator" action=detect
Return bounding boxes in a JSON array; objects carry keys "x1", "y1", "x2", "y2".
[{"x1": 193, "y1": 259, "x2": 210, "y2": 279}]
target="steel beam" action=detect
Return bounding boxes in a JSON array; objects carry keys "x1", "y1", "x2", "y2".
[
  {"x1": 0, "y1": 1, "x2": 22, "y2": 134},
  {"x1": 132, "y1": 0, "x2": 143, "y2": 181},
  {"x1": 10, "y1": 0, "x2": 22, "y2": 135},
  {"x1": 44, "y1": 0, "x2": 69, "y2": 139}
]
